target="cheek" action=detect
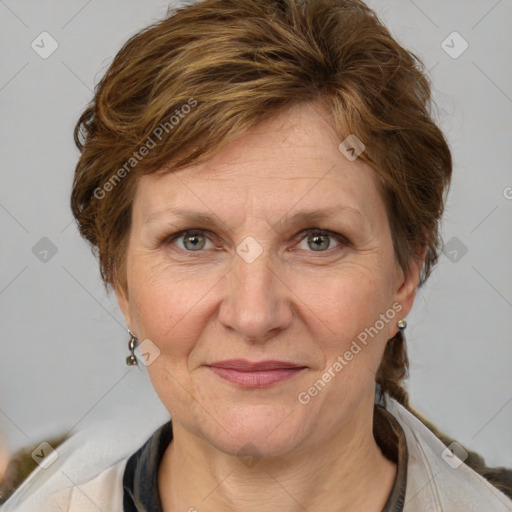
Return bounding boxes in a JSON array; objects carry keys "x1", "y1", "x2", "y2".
[
  {"x1": 127, "y1": 269, "x2": 211, "y2": 414},
  {"x1": 127, "y1": 260, "x2": 207, "y2": 356},
  {"x1": 297, "y1": 282, "x2": 392, "y2": 416},
  {"x1": 304, "y1": 266, "x2": 393, "y2": 377},
  {"x1": 307, "y1": 261, "x2": 392, "y2": 333},
  {"x1": 129, "y1": 250, "x2": 395, "y2": 353}
]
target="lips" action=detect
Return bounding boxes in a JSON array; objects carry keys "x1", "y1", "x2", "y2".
[
  {"x1": 206, "y1": 359, "x2": 307, "y2": 388},
  {"x1": 208, "y1": 359, "x2": 306, "y2": 371}
]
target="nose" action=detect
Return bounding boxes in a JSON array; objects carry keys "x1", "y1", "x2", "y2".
[{"x1": 218, "y1": 247, "x2": 293, "y2": 343}]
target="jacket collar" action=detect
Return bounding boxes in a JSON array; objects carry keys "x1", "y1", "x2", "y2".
[{"x1": 386, "y1": 397, "x2": 512, "y2": 511}]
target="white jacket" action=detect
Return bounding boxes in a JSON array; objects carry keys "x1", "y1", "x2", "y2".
[{"x1": 2, "y1": 397, "x2": 512, "y2": 511}]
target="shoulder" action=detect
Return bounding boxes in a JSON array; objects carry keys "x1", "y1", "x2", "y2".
[
  {"x1": 2, "y1": 458, "x2": 128, "y2": 512},
  {"x1": 386, "y1": 397, "x2": 512, "y2": 511},
  {"x1": 1, "y1": 411, "x2": 169, "y2": 512}
]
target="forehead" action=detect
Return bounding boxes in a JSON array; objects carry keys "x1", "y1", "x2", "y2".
[{"x1": 132, "y1": 102, "x2": 386, "y2": 226}]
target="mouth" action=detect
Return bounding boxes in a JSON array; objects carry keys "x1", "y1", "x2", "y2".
[{"x1": 206, "y1": 359, "x2": 308, "y2": 388}]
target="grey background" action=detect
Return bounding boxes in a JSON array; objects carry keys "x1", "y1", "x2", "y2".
[{"x1": 1, "y1": 0, "x2": 511, "y2": 468}]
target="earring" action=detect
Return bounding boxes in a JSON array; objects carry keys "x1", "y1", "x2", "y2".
[
  {"x1": 397, "y1": 319, "x2": 407, "y2": 331},
  {"x1": 126, "y1": 329, "x2": 139, "y2": 366}
]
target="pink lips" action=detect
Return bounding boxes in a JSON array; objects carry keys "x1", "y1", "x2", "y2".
[{"x1": 207, "y1": 359, "x2": 307, "y2": 388}]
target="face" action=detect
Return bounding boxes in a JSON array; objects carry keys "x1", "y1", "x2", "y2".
[{"x1": 116, "y1": 101, "x2": 421, "y2": 458}]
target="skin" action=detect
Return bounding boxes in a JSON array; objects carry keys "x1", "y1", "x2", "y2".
[
  {"x1": 0, "y1": 433, "x2": 9, "y2": 486},
  {"x1": 116, "y1": 101, "x2": 424, "y2": 512}
]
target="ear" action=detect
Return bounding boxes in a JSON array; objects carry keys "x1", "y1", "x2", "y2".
[
  {"x1": 115, "y1": 283, "x2": 132, "y2": 330},
  {"x1": 389, "y1": 244, "x2": 427, "y2": 338}
]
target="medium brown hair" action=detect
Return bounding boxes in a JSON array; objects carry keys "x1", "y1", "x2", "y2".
[{"x1": 71, "y1": 0, "x2": 452, "y2": 406}]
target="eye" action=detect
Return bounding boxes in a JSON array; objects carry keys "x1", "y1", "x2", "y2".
[
  {"x1": 164, "y1": 228, "x2": 347, "y2": 254},
  {"x1": 167, "y1": 229, "x2": 215, "y2": 252},
  {"x1": 295, "y1": 229, "x2": 347, "y2": 253}
]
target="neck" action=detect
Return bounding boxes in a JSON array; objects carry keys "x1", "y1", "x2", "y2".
[{"x1": 158, "y1": 401, "x2": 396, "y2": 512}]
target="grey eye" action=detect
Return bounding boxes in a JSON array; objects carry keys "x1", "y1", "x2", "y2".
[
  {"x1": 296, "y1": 229, "x2": 344, "y2": 252},
  {"x1": 307, "y1": 232, "x2": 331, "y2": 251},
  {"x1": 182, "y1": 233, "x2": 206, "y2": 251},
  {"x1": 170, "y1": 230, "x2": 213, "y2": 251}
]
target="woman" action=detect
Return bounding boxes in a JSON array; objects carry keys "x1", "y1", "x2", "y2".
[{"x1": 3, "y1": 0, "x2": 511, "y2": 510}]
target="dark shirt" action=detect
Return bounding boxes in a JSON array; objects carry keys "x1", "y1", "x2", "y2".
[{"x1": 123, "y1": 403, "x2": 408, "y2": 512}]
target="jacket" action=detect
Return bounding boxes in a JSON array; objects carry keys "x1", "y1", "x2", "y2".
[{"x1": 2, "y1": 397, "x2": 512, "y2": 511}]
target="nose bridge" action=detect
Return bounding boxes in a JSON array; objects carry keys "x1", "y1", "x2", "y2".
[
  {"x1": 234, "y1": 246, "x2": 275, "y2": 300},
  {"x1": 219, "y1": 243, "x2": 290, "y2": 340}
]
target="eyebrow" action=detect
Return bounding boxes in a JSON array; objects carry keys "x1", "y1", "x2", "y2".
[{"x1": 143, "y1": 206, "x2": 366, "y2": 231}]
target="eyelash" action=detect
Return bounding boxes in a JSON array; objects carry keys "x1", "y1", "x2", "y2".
[{"x1": 164, "y1": 228, "x2": 348, "y2": 255}]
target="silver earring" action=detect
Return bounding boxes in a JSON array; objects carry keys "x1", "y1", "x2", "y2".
[
  {"x1": 397, "y1": 319, "x2": 407, "y2": 331},
  {"x1": 126, "y1": 329, "x2": 139, "y2": 366}
]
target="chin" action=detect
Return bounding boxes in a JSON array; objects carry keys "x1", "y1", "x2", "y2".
[{"x1": 199, "y1": 403, "x2": 309, "y2": 459}]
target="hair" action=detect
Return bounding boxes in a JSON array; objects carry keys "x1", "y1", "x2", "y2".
[{"x1": 71, "y1": 0, "x2": 452, "y2": 407}]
